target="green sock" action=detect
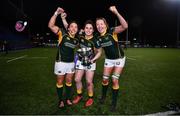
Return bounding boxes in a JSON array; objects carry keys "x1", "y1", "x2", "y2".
[
  {"x1": 56, "y1": 87, "x2": 63, "y2": 101},
  {"x1": 112, "y1": 89, "x2": 119, "y2": 107},
  {"x1": 65, "y1": 84, "x2": 72, "y2": 100},
  {"x1": 102, "y1": 84, "x2": 108, "y2": 98}
]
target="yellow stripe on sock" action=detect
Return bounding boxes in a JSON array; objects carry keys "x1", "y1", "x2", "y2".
[
  {"x1": 56, "y1": 83, "x2": 63, "y2": 88},
  {"x1": 77, "y1": 89, "x2": 82, "y2": 94},
  {"x1": 66, "y1": 83, "x2": 72, "y2": 87},
  {"x1": 88, "y1": 92, "x2": 93, "y2": 97},
  {"x1": 113, "y1": 86, "x2": 119, "y2": 90}
]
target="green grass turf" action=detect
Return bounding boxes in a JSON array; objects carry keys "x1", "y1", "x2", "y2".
[{"x1": 0, "y1": 48, "x2": 180, "y2": 114}]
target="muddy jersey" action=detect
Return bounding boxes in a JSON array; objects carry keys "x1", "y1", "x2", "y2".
[
  {"x1": 97, "y1": 27, "x2": 124, "y2": 59},
  {"x1": 56, "y1": 28, "x2": 78, "y2": 62}
]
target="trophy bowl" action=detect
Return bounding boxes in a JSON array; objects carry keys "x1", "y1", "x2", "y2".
[{"x1": 77, "y1": 47, "x2": 94, "y2": 66}]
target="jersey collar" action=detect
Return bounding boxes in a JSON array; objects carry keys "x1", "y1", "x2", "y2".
[
  {"x1": 85, "y1": 35, "x2": 93, "y2": 40},
  {"x1": 68, "y1": 32, "x2": 75, "y2": 38}
]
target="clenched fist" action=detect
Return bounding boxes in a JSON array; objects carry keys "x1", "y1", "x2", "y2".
[
  {"x1": 55, "y1": 7, "x2": 64, "y2": 16},
  {"x1": 109, "y1": 6, "x2": 118, "y2": 14}
]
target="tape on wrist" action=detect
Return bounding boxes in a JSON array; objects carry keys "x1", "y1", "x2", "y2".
[{"x1": 54, "y1": 12, "x2": 58, "y2": 16}]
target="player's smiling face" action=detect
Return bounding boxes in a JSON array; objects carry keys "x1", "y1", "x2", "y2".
[
  {"x1": 68, "y1": 22, "x2": 78, "y2": 36},
  {"x1": 96, "y1": 19, "x2": 107, "y2": 34},
  {"x1": 84, "y1": 24, "x2": 94, "y2": 36}
]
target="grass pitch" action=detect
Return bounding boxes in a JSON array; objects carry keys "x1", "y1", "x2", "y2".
[{"x1": 0, "y1": 48, "x2": 180, "y2": 115}]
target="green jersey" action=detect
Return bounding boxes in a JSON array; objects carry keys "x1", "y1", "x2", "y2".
[
  {"x1": 56, "y1": 29, "x2": 78, "y2": 62},
  {"x1": 78, "y1": 35, "x2": 101, "y2": 50},
  {"x1": 97, "y1": 28, "x2": 124, "y2": 59}
]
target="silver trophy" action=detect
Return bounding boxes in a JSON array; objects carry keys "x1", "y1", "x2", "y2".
[{"x1": 77, "y1": 47, "x2": 94, "y2": 66}]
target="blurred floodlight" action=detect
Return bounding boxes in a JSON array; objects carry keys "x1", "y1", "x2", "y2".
[{"x1": 24, "y1": 21, "x2": 27, "y2": 26}]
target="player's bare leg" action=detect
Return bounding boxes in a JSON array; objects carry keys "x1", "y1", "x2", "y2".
[
  {"x1": 73, "y1": 70, "x2": 84, "y2": 104},
  {"x1": 85, "y1": 71, "x2": 94, "y2": 107}
]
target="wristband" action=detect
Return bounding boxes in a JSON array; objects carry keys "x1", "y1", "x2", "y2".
[{"x1": 54, "y1": 12, "x2": 58, "y2": 16}]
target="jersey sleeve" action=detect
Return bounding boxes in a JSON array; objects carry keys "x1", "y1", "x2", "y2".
[
  {"x1": 57, "y1": 28, "x2": 67, "y2": 44},
  {"x1": 110, "y1": 27, "x2": 118, "y2": 42},
  {"x1": 109, "y1": 27, "x2": 115, "y2": 34}
]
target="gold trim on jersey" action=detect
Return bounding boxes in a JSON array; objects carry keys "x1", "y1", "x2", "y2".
[
  {"x1": 112, "y1": 32, "x2": 118, "y2": 42},
  {"x1": 85, "y1": 35, "x2": 93, "y2": 40},
  {"x1": 58, "y1": 31, "x2": 63, "y2": 44},
  {"x1": 68, "y1": 32, "x2": 75, "y2": 38}
]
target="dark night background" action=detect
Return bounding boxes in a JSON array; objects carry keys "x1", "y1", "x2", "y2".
[{"x1": 0, "y1": 0, "x2": 179, "y2": 46}]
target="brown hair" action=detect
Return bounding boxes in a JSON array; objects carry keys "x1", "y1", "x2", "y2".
[
  {"x1": 83, "y1": 20, "x2": 95, "y2": 30},
  {"x1": 67, "y1": 21, "x2": 78, "y2": 30},
  {"x1": 95, "y1": 17, "x2": 109, "y2": 29}
]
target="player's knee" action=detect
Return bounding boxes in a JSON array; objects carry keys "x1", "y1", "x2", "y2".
[
  {"x1": 87, "y1": 81, "x2": 93, "y2": 87},
  {"x1": 75, "y1": 77, "x2": 81, "y2": 83},
  {"x1": 57, "y1": 81, "x2": 63, "y2": 85},
  {"x1": 66, "y1": 79, "x2": 72, "y2": 85},
  {"x1": 113, "y1": 80, "x2": 119, "y2": 84},
  {"x1": 57, "y1": 79, "x2": 63, "y2": 85}
]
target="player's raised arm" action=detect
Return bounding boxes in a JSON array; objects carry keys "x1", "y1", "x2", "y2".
[
  {"x1": 109, "y1": 6, "x2": 128, "y2": 33},
  {"x1": 61, "y1": 12, "x2": 68, "y2": 30},
  {"x1": 48, "y1": 7, "x2": 64, "y2": 34}
]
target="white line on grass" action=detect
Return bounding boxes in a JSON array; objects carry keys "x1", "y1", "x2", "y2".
[
  {"x1": 127, "y1": 57, "x2": 137, "y2": 60},
  {"x1": 6, "y1": 55, "x2": 27, "y2": 63},
  {"x1": 145, "y1": 110, "x2": 180, "y2": 116}
]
